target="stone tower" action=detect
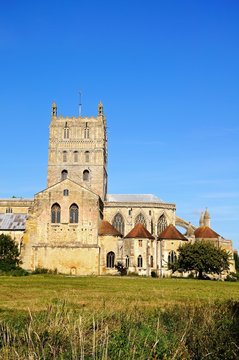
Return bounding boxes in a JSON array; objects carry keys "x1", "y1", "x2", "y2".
[{"x1": 47, "y1": 101, "x2": 108, "y2": 200}]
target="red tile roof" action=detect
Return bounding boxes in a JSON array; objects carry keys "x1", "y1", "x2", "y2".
[
  {"x1": 98, "y1": 220, "x2": 122, "y2": 237},
  {"x1": 124, "y1": 223, "x2": 154, "y2": 239},
  {"x1": 194, "y1": 226, "x2": 220, "y2": 239},
  {"x1": 158, "y1": 224, "x2": 187, "y2": 241}
]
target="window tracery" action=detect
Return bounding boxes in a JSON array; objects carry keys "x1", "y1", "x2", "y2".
[
  {"x1": 157, "y1": 214, "x2": 167, "y2": 235},
  {"x1": 107, "y1": 252, "x2": 115, "y2": 268},
  {"x1": 51, "y1": 203, "x2": 61, "y2": 223},
  {"x1": 137, "y1": 255, "x2": 143, "y2": 267},
  {"x1": 112, "y1": 213, "x2": 124, "y2": 235},
  {"x1": 135, "y1": 213, "x2": 147, "y2": 228},
  {"x1": 69, "y1": 204, "x2": 79, "y2": 223}
]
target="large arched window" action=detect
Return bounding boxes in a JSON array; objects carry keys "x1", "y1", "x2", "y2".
[
  {"x1": 85, "y1": 151, "x2": 90, "y2": 162},
  {"x1": 157, "y1": 214, "x2": 167, "y2": 235},
  {"x1": 51, "y1": 203, "x2": 61, "y2": 223},
  {"x1": 168, "y1": 251, "x2": 177, "y2": 268},
  {"x1": 83, "y1": 169, "x2": 90, "y2": 181},
  {"x1": 137, "y1": 255, "x2": 143, "y2": 268},
  {"x1": 107, "y1": 252, "x2": 115, "y2": 268},
  {"x1": 69, "y1": 203, "x2": 79, "y2": 223},
  {"x1": 112, "y1": 213, "x2": 124, "y2": 235},
  {"x1": 135, "y1": 213, "x2": 147, "y2": 229},
  {"x1": 125, "y1": 255, "x2": 130, "y2": 268},
  {"x1": 61, "y1": 170, "x2": 68, "y2": 180},
  {"x1": 63, "y1": 151, "x2": 67, "y2": 162},
  {"x1": 74, "y1": 151, "x2": 78, "y2": 162}
]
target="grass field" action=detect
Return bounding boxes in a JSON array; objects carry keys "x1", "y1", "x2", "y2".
[
  {"x1": 0, "y1": 276, "x2": 238, "y2": 359},
  {"x1": 0, "y1": 275, "x2": 238, "y2": 313}
]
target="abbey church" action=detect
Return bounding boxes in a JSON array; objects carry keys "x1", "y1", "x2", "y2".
[{"x1": 0, "y1": 102, "x2": 235, "y2": 276}]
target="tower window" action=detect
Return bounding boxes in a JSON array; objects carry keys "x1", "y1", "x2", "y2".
[
  {"x1": 85, "y1": 151, "x2": 90, "y2": 162},
  {"x1": 61, "y1": 170, "x2": 68, "y2": 180},
  {"x1": 83, "y1": 169, "x2": 90, "y2": 181},
  {"x1": 137, "y1": 255, "x2": 143, "y2": 268},
  {"x1": 69, "y1": 203, "x2": 79, "y2": 223},
  {"x1": 63, "y1": 151, "x2": 67, "y2": 162},
  {"x1": 64, "y1": 126, "x2": 69, "y2": 139},
  {"x1": 106, "y1": 251, "x2": 115, "y2": 268},
  {"x1": 51, "y1": 203, "x2": 61, "y2": 223},
  {"x1": 74, "y1": 151, "x2": 78, "y2": 162},
  {"x1": 84, "y1": 128, "x2": 89, "y2": 139}
]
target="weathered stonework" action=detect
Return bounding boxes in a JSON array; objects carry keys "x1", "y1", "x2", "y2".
[{"x1": 0, "y1": 101, "x2": 235, "y2": 276}]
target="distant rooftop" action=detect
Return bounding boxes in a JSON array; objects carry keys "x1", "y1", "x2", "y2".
[
  {"x1": 0, "y1": 214, "x2": 27, "y2": 230},
  {"x1": 106, "y1": 194, "x2": 163, "y2": 203}
]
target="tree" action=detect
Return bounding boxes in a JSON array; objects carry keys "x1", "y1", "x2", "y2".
[
  {"x1": 0, "y1": 234, "x2": 21, "y2": 271},
  {"x1": 171, "y1": 240, "x2": 230, "y2": 279},
  {"x1": 233, "y1": 251, "x2": 239, "y2": 271}
]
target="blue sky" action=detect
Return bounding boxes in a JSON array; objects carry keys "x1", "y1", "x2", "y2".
[{"x1": 0, "y1": 1, "x2": 239, "y2": 249}]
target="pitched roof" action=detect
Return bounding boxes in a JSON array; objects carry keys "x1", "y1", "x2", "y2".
[
  {"x1": 106, "y1": 194, "x2": 163, "y2": 203},
  {"x1": 98, "y1": 220, "x2": 122, "y2": 237},
  {"x1": 194, "y1": 226, "x2": 220, "y2": 239},
  {"x1": 124, "y1": 223, "x2": 154, "y2": 239},
  {"x1": 0, "y1": 213, "x2": 27, "y2": 230},
  {"x1": 158, "y1": 224, "x2": 187, "y2": 241}
]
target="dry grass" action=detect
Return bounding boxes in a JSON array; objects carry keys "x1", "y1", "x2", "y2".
[{"x1": 0, "y1": 276, "x2": 238, "y2": 359}]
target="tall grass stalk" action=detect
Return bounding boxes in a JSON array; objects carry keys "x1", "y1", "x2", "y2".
[{"x1": 0, "y1": 299, "x2": 238, "y2": 359}]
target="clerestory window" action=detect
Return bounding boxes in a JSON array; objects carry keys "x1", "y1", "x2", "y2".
[
  {"x1": 112, "y1": 213, "x2": 124, "y2": 235},
  {"x1": 135, "y1": 213, "x2": 147, "y2": 229}
]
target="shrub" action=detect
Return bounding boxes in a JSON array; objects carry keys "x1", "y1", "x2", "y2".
[
  {"x1": 225, "y1": 272, "x2": 237, "y2": 282},
  {"x1": 151, "y1": 271, "x2": 158, "y2": 278},
  {"x1": 32, "y1": 267, "x2": 57, "y2": 275}
]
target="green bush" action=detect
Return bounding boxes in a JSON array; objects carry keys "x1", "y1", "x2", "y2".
[
  {"x1": 225, "y1": 272, "x2": 238, "y2": 282},
  {"x1": 151, "y1": 271, "x2": 158, "y2": 278},
  {"x1": 32, "y1": 267, "x2": 58, "y2": 275},
  {"x1": 0, "y1": 267, "x2": 29, "y2": 276}
]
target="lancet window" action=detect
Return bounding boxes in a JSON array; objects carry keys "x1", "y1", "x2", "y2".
[
  {"x1": 64, "y1": 123, "x2": 69, "y2": 139},
  {"x1": 51, "y1": 203, "x2": 61, "y2": 223},
  {"x1": 168, "y1": 251, "x2": 177, "y2": 267},
  {"x1": 112, "y1": 213, "x2": 124, "y2": 235},
  {"x1": 69, "y1": 203, "x2": 79, "y2": 223},
  {"x1": 63, "y1": 151, "x2": 67, "y2": 162},
  {"x1": 107, "y1": 252, "x2": 115, "y2": 268},
  {"x1": 84, "y1": 128, "x2": 89, "y2": 139},
  {"x1": 85, "y1": 151, "x2": 90, "y2": 162},
  {"x1": 135, "y1": 213, "x2": 147, "y2": 229},
  {"x1": 125, "y1": 255, "x2": 130, "y2": 268},
  {"x1": 74, "y1": 151, "x2": 78, "y2": 162},
  {"x1": 137, "y1": 255, "x2": 143, "y2": 267},
  {"x1": 157, "y1": 214, "x2": 167, "y2": 235}
]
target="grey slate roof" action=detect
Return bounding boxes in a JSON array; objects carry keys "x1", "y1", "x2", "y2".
[
  {"x1": 0, "y1": 214, "x2": 27, "y2": 230},
  {"x1": 106, "y1": 194, "x2": 163, "y2": 203}
]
